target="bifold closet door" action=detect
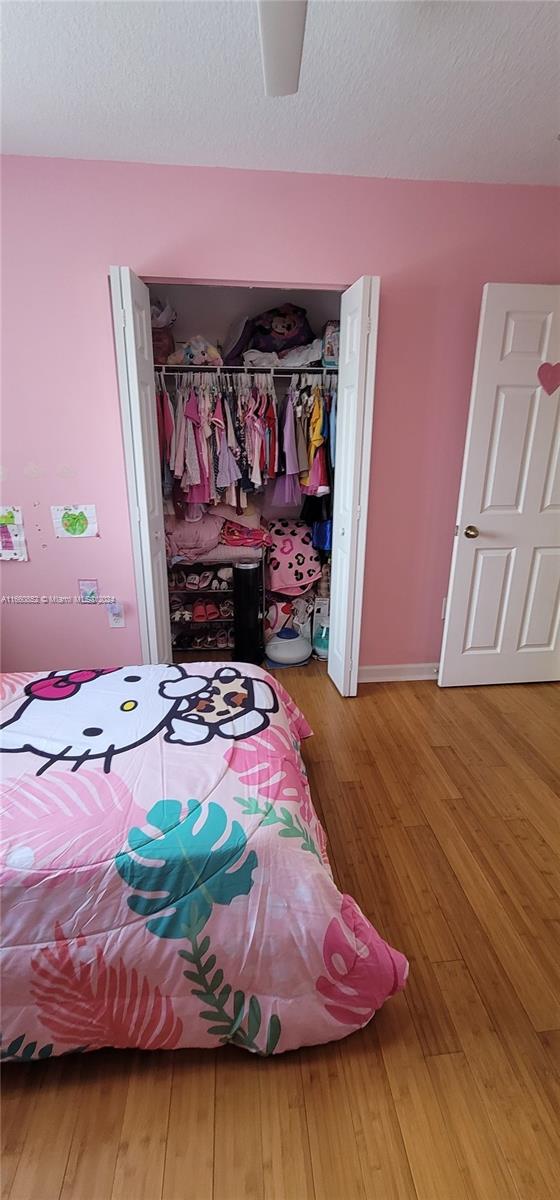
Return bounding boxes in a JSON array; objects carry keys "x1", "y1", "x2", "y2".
[
  {"x1": 328, "y1": 276, "x2": 380, "y2": 696},
  {"x1": 110, "y1": 266, "x2": 172, "y2": 663}
]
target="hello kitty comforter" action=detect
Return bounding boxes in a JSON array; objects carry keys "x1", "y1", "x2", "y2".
[{"x1": 0, "y1": 663, "x2": 407, "y2": 1060}]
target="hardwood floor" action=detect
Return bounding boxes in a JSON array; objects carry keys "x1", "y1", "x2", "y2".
[{"x1": 3, "y1": 669, "x2": 560, "y2": 1200}]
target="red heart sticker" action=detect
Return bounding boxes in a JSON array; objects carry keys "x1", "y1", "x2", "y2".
[{"x1": 537, "y1": 362, "x2": 560, "y2": 396}]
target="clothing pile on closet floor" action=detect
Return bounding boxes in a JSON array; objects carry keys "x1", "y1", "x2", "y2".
[{"x1": 164, "y1": 505, "x2": 271, "y2": 567}]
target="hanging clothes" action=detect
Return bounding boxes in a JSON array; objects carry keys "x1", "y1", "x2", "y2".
[
  {"x1": 155, "y1": 367, "x2": 336, "y2": 509},
  {"x1": 269, "y1": 383, "x2": 302, "y2": 508}
]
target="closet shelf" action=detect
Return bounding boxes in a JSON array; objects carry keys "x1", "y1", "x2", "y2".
[
  {"x1": 155, "y1": 364, "x2": 337, "y2": 376},
  {"x1": 168, "y1": 588, "x2": 234, "y2": 597},
  {"x1": 172, "y1": 617, "x2": 234, "y2": 627},
  {"x1": 174, "y1": 644, "x2": 234, "y2": 653}
]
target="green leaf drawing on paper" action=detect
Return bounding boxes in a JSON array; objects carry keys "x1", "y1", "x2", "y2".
[
  {"x1": 115, "y1": 799, "x2": 258, "y2": 939},
  {"x1": 179, "y1": 933, "x2": 281, "y2": 1055},
  {"x1": 61, "y1": 510, "x2": 88, "y2": 536}
]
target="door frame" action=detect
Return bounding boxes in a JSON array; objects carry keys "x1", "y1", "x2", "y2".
[{"x1": 110, "y1": 270, "x2": 380, "y2": 692}]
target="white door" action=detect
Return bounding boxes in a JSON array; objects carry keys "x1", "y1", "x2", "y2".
[
  {"x1": 328, "y1": 276, "x2": 380, "y2": 696},
  {"x1": 439, "y1": 283, "x2": 560, "y2": 687},
  {"x1": 110, "y1": 267, "x2": 172, "y2": 663}
]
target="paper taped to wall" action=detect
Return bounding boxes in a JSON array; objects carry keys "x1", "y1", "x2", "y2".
[
  {"x1": 0, "y1": 506, "x2": 29, "y2": 561},
  {"x1": 51, "y1": 505, "x2": 98, "y2": 538}
]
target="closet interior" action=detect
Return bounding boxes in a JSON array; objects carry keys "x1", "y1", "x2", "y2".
[{"x1": 148, "y1": 282, "x2": 341, "y2": 668}]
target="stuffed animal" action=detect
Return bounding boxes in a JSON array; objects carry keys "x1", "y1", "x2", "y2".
[
  {"x1": 167, "y1": 336, "x2": 223, "y2": 367},
  {"x1": 225, "y1": 304, "x2": 315, "y2": 365}
]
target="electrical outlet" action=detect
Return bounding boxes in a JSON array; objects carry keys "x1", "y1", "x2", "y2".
[{"x1": 106, "y1": 601, "x2": 125, "y2": 628}]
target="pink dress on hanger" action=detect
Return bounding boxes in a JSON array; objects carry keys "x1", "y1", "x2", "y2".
[
  {"x1": 173, "y1": 393, "x2": 187, "y2": 479},
  {"x1": 185, "y1": 388, "x2": 211, "y2": 504},
  {"x1": 301, "y1": 443, "x2": 330, "y2": 497},
  {"x1": 270, "y1": 393, "x2": 302, "y2": 507},
  {"x1": 216, "y1": 427, "x2": 242, "y2": 490}
]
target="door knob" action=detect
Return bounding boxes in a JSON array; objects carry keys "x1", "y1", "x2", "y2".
[{"x1": 464, "y1": 525, "x2": 479, "y2": 539}]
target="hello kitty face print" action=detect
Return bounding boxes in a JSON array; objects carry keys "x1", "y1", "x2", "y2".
[{"x1": 0, "y1": 665, "x2": 279, "y2": 775}]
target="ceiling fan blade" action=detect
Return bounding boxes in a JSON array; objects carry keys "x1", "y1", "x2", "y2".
[{"x1": 257, "y1": 0, "x2": 308, "y2": 97}]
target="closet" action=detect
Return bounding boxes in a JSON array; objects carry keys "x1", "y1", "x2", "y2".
[{"x1": 110, "y1": 270, "x2": 380, "y2": 696}]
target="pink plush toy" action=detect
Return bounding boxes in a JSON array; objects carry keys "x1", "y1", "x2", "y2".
[{"x1": 168, "y1": 336, "x2": 223, "y2": 367}]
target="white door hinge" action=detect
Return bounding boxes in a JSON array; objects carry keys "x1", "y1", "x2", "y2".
[
  {"x1": 356, "y1": 505, "x2": 361, "y2": 522},
  {"x1": 441, "y1": 596, "x2": 447, "y2": 620},
  {"x1": 121, "y1": 309, "x2": 126, "y2": 329},
  {"x1": 454, "y1": 524, "x2": 459, "y2": 536}
]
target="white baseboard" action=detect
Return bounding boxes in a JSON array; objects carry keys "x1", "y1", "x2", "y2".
[{"x1": 358, "y1": 662, "x2": 439, "y2": 683}]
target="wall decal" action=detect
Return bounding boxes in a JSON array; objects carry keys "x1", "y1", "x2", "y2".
[
  {"x1": 537, "y1": 362, "x2": 560, "y2": 396},
  {"x1": 51, "y1": 505, "x2": 98, "y2": 538}
]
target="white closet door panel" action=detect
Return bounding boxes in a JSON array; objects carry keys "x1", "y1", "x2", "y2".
[
  {"x1": 328, "y1": 276, "x2": 379, "y2": 696},
  {"x1": 110, "y1": 266, "x2": 171, "y2": 664},
  {"x1": 439, "y1": 283, "x2": 560, "y2": 686}
]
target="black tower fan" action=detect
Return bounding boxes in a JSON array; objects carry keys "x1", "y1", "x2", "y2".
[{"x1": 233, "y1": 560, "x2": 264, "y2": 665}]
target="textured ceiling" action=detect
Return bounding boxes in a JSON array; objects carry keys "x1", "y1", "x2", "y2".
[{"x1": 2, "y1": 1, "x2": 559, "y2": 185}]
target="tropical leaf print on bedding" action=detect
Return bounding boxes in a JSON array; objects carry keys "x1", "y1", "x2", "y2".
[
  {"x1": 316, "y1": 895, "x2": 405, "y2": 1026},
  {"x1": 227, "y1": 727, "x2": 329, "y2": 863},
  {"x1": 1, "y1": 1034, "x2": 54, "y2": 1061},
  {"x1": 30, "y1": 923, "x2": 182, "y2": 1049},
  {"x1": 0, "y1": 1034, "x2": 87, "y2": 1061},
  {"x1": 226, "y1": 726, "x2": 313, "y2": 821},
  {"x1": 1, "y1": 769, "x2": 143, "y2": 876},
  {"x1": 234, "y1": 795, "x2": 320, "y2": 859},
  {"x1": 179, "y1": 931, "x2": 281, "y2": 1055},
  {"x1": 115, "y1": 799, "x2": 257, "y2": 938}
]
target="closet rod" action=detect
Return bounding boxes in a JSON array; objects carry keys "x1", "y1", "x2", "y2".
[{"x1": 155, "y1": 365, "x2": 337, "y2": 376}]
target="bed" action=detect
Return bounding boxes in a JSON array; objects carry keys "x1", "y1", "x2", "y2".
[{"x1": 0, "y1": 663, "x2": 407, "y2": 1060}]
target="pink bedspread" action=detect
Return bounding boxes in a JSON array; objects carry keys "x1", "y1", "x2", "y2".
[{"x1": 0, "y1": 664, "x2": 407, "y2": 1060}]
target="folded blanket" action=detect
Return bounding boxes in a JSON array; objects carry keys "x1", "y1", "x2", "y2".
[{"x1": 165, "y1": 512, "x2": 224, "y2": 563}]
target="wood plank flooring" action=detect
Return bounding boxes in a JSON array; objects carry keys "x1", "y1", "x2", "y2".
[{"x1": 3, "y1": 669, "x2": 560, "y2": 1200}]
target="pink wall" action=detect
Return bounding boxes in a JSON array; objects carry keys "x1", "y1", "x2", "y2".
[{"x1": 1, "y1": 156, "x2": 558, "y2": 672}]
